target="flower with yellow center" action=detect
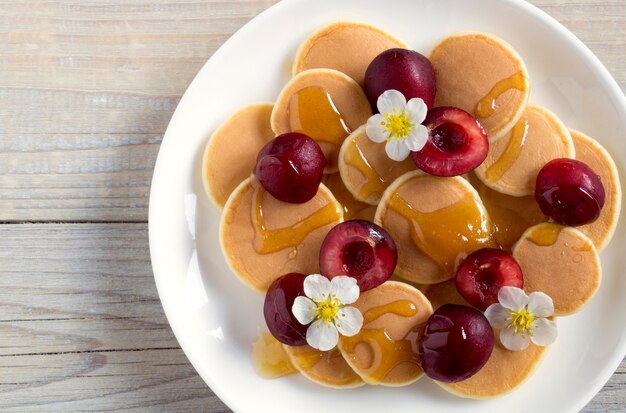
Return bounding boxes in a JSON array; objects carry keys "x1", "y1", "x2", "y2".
[
  {"x1": 485, "y1": 286, "x2": 557, "y2": 351},
  {"x1": 292, "y1": 274, "x2": 363, "y2": 351},
  {"x1": 365, "y1": 89, "x2": 428, "y2": 161}
]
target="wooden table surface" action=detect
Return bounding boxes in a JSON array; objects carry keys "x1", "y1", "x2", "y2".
[{"x1": 0, "y1": 0, "x2": 623, "y2": 411}]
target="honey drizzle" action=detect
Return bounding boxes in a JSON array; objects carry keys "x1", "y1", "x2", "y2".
[
  {"x1": 528, "y1": 223, "x2": 564, "y2": 247},
  {"x1": 288, "y1": 86, "x2": 351, "y2": 145},
  {"x1": 254, "y1": 186, "x2": 342, "y2": 254},
  {"x1": 475, "y1": 71, "x2": 528, "y2": 118},
  {"x1": 485, "y1": 117, "x2": 529, "y2": 182},
  {"x1": 323, "y1": 173, "x2": 371, "y2": 220},
  {"x1": 344, "y1": 138, "x2": 386, "y2": 199},
  {"x1": 251, "y1": 333, "x2": 298, "y2": 379},
  {"x1": 363, "y1": 300, "x2": 417, "y2": 324},
  {"x1": 388, "y1": 191, "x2": 496, "y2": 274},
  {"x1": 340, "y1": 300, "x2": 422, "y2": 384}
]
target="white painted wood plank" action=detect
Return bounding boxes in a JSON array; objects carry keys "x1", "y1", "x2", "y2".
[
  {"x1": 0, "y1": 0, "x2": 623, "y2": 221},
  {"x1": 0, "y1": 218, "x2": 621, "y2": 411}
]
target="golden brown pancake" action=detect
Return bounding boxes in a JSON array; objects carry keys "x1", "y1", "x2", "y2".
[
  {"x1": 323, "y1": 173, "x2": 377, "y2": 221},
  {"x1": 338, "y1": 281, "x2": 433, "y2": 386},
  {"x1": 271, "y1": 68, "x2": 372, "y2": 173},
  {"x1": 512, "y1": 223, "x2": 601, "y2": 315},
  {"x1": 438, "y1": 335, "x2": 549, "y2": 399},
  {"x1": 283, "y1": 344, "x2": 364, "y2": 388},
  {"x1": 571, "y1": 130, "x2": 622, "y2": 251},
  {"x1": 475, "y1": 105, "x2": 575, "y2": 196},
  {"x1": 470, "y1": 174, "x2": 547, "y2": 251},
  {"x1": 420, "y1": 279, "x2": 469, "y2": 310},
  {"x1": 429, "y1": 32, "x2": 530, "y2": 141},
  {"x1": 375, "y1": 171, "x2": 497, "y2": 284},
  {"x1": 220, "y1": 177, "x2": 343, "y2": 292},
  {"x1": 422, "y1": 279, "x2": 549, "y2": 399},
  {"x1": 203, "y1": 103, "x2": 275, "y2": 208},
  {"x1": 338, "y1": 125, "x2": 416, "y2": 205},
  {"x1": 293, "y1": 22, "x2": 409, "y2": 86}
]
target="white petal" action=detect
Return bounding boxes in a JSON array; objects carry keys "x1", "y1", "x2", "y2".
[
  {"x1": 498, "y1": 286, "x2": 529, "y2": 311},
  {"x1": 404, "y1": 125, "x2": 428, "y2": 152},
  {"x1": 330, "y1": 276, "x2": 359, "y2": 304},
  {"x1": 377, "y1": 89, "x2": 406, "y2": 115},
  {"x1": 292, "y1": 296, "x2": 316, "y2": 326},
  {"x1": 335, "y1": 306, "x2": 363, "y2": 337},
  {"x1": 385, "y1": 139, "x2": 410, "y2": 161},
  {"x1": 303, "y1": 274, "x2": 331, "y2": 301},
  {"x1": 530, "y1": 318, "x2": 557, "y2": 346},
  {"x1": 366, "y1": 114, "x2": 389, "y2": 143},
  {"x1": 500, "y1": 327, "x2": 530, "y2": 351},
  {"x1": 484, "y1": 303, "x2": 510, "y2": 329},
  {"x1": 527, "y1": 291, "x2": 554, "y2": 318},
  {"x1": 406, "y1": 97, "x2": 427, "y2": 123},
  {"x1": 306, "y1": 319, "x2": 339, "y2": 351}
]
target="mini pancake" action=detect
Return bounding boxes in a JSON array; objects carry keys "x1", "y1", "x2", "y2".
[
  {"x1": 337, "y1": 281, "x2": 433, "y2": 386},
  {"x1": 323, "y1": 173, "x2": 377, "y2": 221},
  {"x1": 437, "y1": 334, "x2": 549, "y2": 399},
  {"x1": 420, "y1": 279, "x2": 469, "y2": 310},
  {"x1": 271, "y1": 68, "x2": 372, "y2": 173},
  {"x1": 338, "y1": 125, "x2": 416, "y2": 205},
  {"x1": 375, "y1": 171, "x2": 497, "y2": 284},
  {"x1": 571, "y1": 130, "x2": 622, "y2": 251},
  {"x1": 512, "y1": 223, "x2": 601, "y2": 315},
  {"x1": 220, "y1": 177, "x2": 343, "y2": 292},
  {"x1": 474, "y1": 105, "x2": 575, "y2": 196},
  {"x1": 421, "y1": 279, "x2": 549, "y2": 399},
  {"x1": 293, "y1": 21, "x2": 409, "y2": 86},
  {"x1": 283, "y1": 344, "x2": 364, "y2": 388},
  {"x1": 203, "y1": 103, "x2": 275, "y2": 208},
  {"x1": 429, "y1": 32, "x2": 530, "y2": 141},
  {"x1": 469, "y1": 174, "x2": 547, "y2": 251}
]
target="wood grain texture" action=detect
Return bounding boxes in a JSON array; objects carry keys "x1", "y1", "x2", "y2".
[{"x1": 0, "y1": 0, "x2": 623, "y2": 412}]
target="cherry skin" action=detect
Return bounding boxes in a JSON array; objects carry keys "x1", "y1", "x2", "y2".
[
  {"x1": 535, "y1": 158, "x2": 605, "y2": 226},
  {"x1": 418, "y1": 304, "x2": 494, "y2": 383},
  {"x1": 319, "y1": 220, "x2": 397, "y2": 292},
  {"x1": 255, "y1": 133, "x2": 326, "y2": 203},
  {"x1": 455, "y1": 248, "x2": 524, "y2": 311},
  {"x1": 263, "y1": 273, "x2": 309, "y2": 346},
  {"x1": 411, "y1": 107, "x2": 488, "y2": 177},
  {"x1": 364, "y1": 48, "x2": 437, "y2": 110}
]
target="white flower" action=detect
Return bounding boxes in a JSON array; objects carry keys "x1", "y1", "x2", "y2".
[
  {"x1": 365, "y1": 89, "x2": 429, "y2": 161},
  {"x1": 485, "y1": 286, "x2": 557, "y2": 351},
  {"x1": 291, "y1": 274, "x2": 363, "y2": 351}
]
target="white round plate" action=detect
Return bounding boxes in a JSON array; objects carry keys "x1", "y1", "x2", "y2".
[{"x1": 149, "y1": 0, "x2": 626, "y2": 411}]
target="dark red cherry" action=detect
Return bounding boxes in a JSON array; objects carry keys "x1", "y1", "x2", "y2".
[
  {"x1": 263, "y1": 273, "x2": 308, "y2": 346},
  {"x1": 255, "y1": 133, "x2": 326, "y2": 203},
  {"x1": 319, "y1": 220, "x2": 397, "y2": 292},
  {"x1": 411, "y1": 106, "x2": 488, "y2": 177},
  {"x1": 364, "y1": 48, "x2": 437, "y2": 110},
  {"x1": 418, "y1": 304, "x2": 494, "y2": 383},
  {"x1": 535, "y1": 158, "x2": 605, "y2": 226},
  {"x1": 455, "y1": 248, "x2": 524, "y2": 311}
]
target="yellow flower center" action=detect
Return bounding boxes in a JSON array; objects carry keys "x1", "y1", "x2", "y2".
[
  {"x1": 313, "y1": 295, "x2": 342, "y2": 325},
  {"x1": 507, "y1": 308, "x2": 537, "y2": 338},
  {"x1": 382, "y1": 109, "x2": 412, "y2": 140}
]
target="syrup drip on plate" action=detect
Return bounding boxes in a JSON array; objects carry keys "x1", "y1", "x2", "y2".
[{"x1": 251, "y1": 333, "x2": 298, "y2": 379}]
